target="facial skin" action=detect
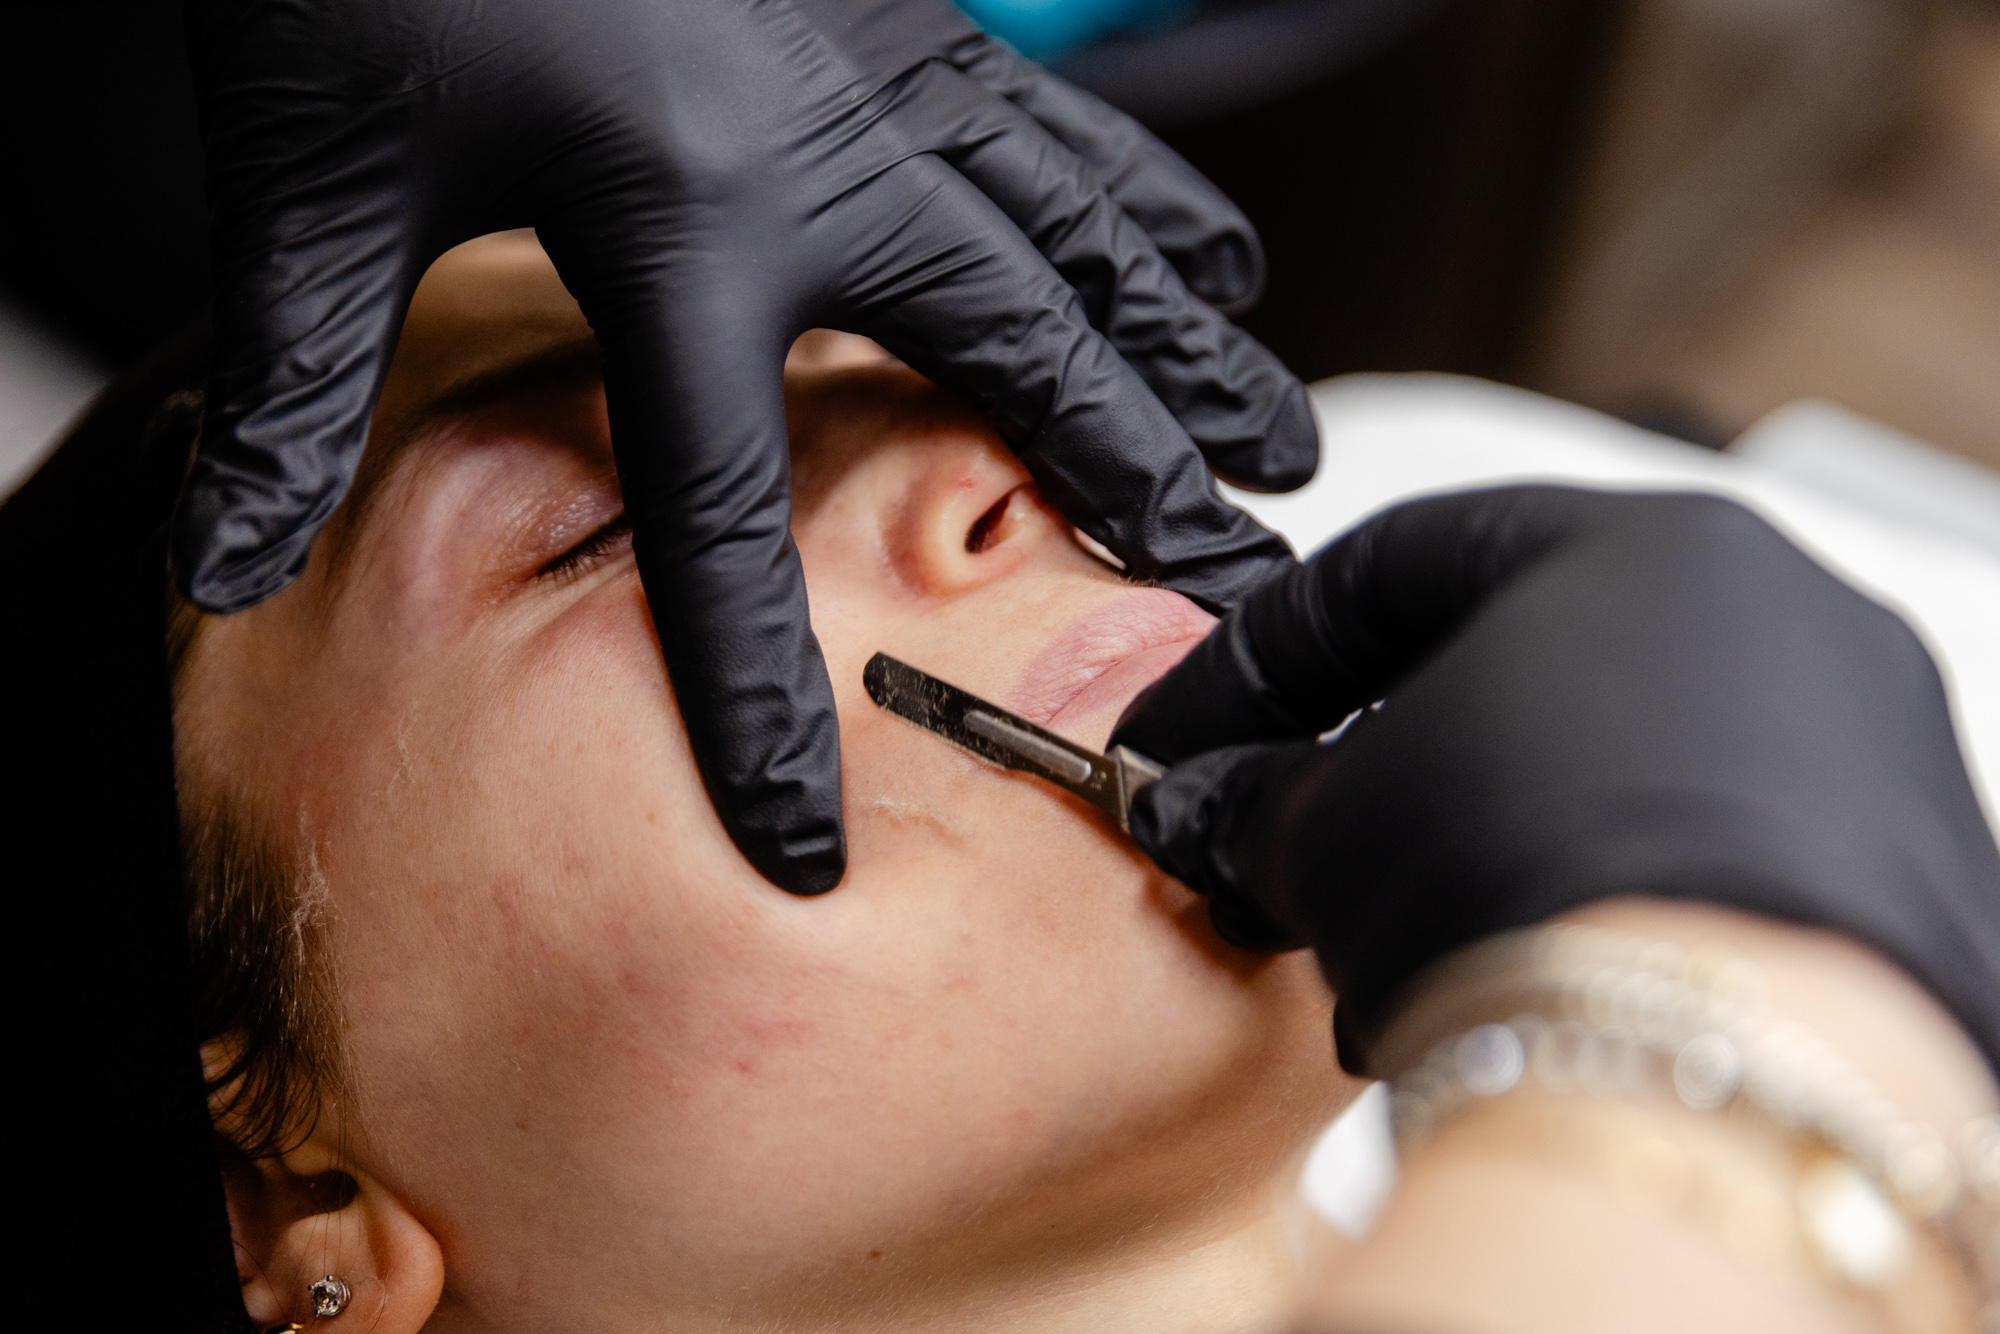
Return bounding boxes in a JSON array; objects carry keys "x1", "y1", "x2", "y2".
[{"x1": 181, "y1": 235, "x2": 1351, "y2": 1333}]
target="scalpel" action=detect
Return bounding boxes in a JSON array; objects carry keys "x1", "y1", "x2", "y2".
[{"x1": 862, "y1": 652, "x2": 1166, "y2": 833}]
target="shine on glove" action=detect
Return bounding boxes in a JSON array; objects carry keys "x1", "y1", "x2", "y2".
[
  {"x1": 176, "y1": 0, "x2": 1311, "y2": 895},
  {"x1": 1112, "y1": 486, "x2": 2000, "y2": 1073}
]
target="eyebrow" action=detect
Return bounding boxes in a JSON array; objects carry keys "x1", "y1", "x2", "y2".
[{"x1": 319, "y1": 334, "x2": 606, "y2": 601}]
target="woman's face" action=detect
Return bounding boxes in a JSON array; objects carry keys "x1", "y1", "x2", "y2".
[{"x1": 182, "y1": 236, "x2": 1346, "y2": 1328}]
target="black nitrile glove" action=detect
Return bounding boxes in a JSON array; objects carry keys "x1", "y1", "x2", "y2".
[
  {"x1": 176, "y1": 0, "x2": 1311, "y2": 896},
  {"x1": 1111, "y1": 486, "x2": 2000, "y2": 1073}
]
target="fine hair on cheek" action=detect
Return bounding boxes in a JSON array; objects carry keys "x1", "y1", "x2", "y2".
[{"x1": 170, "y1": 591, "x2": 349, "y2": 1166}]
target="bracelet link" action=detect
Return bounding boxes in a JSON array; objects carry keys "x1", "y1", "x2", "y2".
[{"x1": 1377, "y1": 925, "x2": 2000, "y2": 1330}]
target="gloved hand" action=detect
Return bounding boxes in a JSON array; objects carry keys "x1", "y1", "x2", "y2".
[
  {"x1": 1111, "y1": 486, "x2": 2000, "y2": 1072},
  {"x1": 176, "y1": 0, "x2": 1311, "y2": 895}
]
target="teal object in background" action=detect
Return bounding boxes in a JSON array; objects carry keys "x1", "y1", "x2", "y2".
[{"x1": 953, "y1": 0, "x2": 1197, "y2": 60}]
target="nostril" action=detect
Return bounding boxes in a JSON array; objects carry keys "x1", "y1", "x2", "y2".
[{"x1": 965, "y1": 489, "x2": 1019, "y2": 554}]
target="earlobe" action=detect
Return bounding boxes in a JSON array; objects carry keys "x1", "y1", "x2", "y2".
[{"x1": 225, "y1": 1144, "x2": 443, "y2": 1332}]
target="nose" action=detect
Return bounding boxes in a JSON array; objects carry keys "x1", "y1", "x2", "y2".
[
  {"x1": 878, "y1": 440, "x2": 1073, "y2": 599},
  {"x1": 785, "y1": 365, "x2": 1088, "y2": 601}
]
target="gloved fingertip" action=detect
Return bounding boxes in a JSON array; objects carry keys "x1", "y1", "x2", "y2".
[
  {"x1": 782, "y1": 845, "x2": 848, "y2": 897},
  {"x1": 1126, "y1": 748, "x2": 1306, "y2": 953},
  {"x1": 748, "y1": 823, "x2": 848, "y2": 897},
  {"x1": 170, "y1": 494, "x2": 319, "y2": 614},
  {"x1": 1332, "y1": 1001, "x2": 1372, "y2": 1077},
  {"x1": 1185, "y1": 232, "x2": 1265, "y2": 317},
  {"x1": 1204, "y1": 887, "x2": 1310, "y2": 954},
  {"x1": 1205, "y1": 378, "x2": 1318, "y2": 496}
]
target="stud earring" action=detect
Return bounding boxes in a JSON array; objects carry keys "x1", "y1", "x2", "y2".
[{"x1": 308, "y1": 1275, "x2": 351, "y2": 1318}]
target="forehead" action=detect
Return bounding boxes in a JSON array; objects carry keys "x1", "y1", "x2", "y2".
[{"x1": 372, "y1": 231, "x2": 594, "y2": 443}]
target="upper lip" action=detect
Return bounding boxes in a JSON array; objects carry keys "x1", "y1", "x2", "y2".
[{"x1": 1004, "y1": 589, "x2": 1218, "y2": 730}]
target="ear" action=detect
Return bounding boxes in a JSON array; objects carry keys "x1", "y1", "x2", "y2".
[{"x1": 222, "y1": 1118, "x2": 443, "y2": 1332}]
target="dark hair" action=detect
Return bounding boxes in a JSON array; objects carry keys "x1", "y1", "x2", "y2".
[{"x1": 157, "y1": 388, "x2": 346, "y2": 1164}]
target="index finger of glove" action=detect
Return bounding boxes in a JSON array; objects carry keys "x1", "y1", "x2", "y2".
[
  {"x1": 538, "y1": 231, "x2": 847, "y2": 895},
  {"x1": 947, "y1": 35, "x2": 1266, "y2": 313},
  {"x1": 830, "y1": 157, "x2": 1295, "y2": 611},
  {"x1": 1112, "y1": 485, "x2": 1625, "y2": 761}
]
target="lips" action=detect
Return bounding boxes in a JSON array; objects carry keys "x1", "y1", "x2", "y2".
[{"x1": 1005, "y1": 588, "x2": 1218, "y2": 746}]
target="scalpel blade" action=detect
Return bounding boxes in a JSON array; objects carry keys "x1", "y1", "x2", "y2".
[{"x1": 862, "y1": 652, "x2": 1163, "y2": 832}]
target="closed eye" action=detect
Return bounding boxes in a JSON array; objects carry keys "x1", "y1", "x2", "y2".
[{"x1": 539, "y1": 513, "x2": 633, "y2": 583}]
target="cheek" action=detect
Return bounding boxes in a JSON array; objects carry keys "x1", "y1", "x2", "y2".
[
  {"x1": 313, "y1": 575, "x2": 759, "y2": 1106},
  {"x1": 291, "y1": 547, "x2": 1340, "y2": 1289}
]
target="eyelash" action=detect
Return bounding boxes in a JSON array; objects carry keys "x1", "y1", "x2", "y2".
[{"x1": 539, "y1": 513, "x2": 633, "y2": 583}]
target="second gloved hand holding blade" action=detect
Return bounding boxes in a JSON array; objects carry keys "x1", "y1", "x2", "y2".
[{"x1": 1111, "y1": 486, "x2": 2000, "y2": 1073}]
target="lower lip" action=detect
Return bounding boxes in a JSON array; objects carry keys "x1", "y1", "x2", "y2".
[{"x1": 1043, "y1": 638, "x2": 1207, "y2": 746}]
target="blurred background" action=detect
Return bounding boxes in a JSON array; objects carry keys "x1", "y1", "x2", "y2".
[{"x1": 4, "y1": 0, "x2": 1998, "y2": 516}]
